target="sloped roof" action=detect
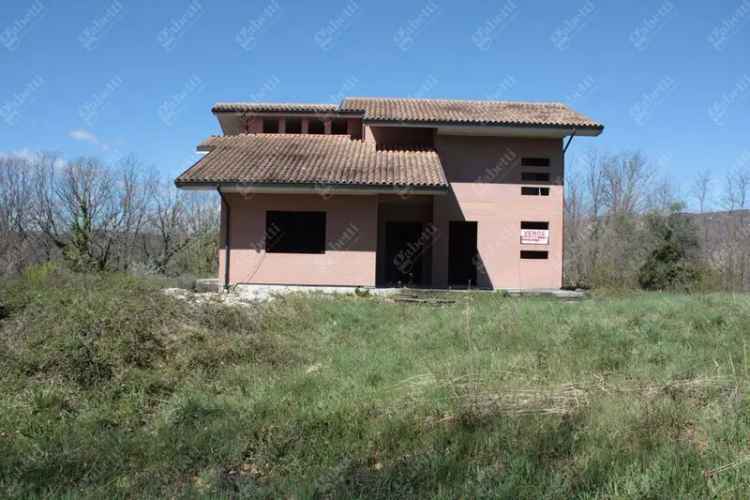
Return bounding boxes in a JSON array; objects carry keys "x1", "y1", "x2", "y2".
[
  {"x1": 211, "y1": 102, "x2": 339, "y2": 114},
  {"x1": 176, "y1": 134, "x2": 447, "y2": 189},
  {"x1": 341, "y1": 97, "x2": 603, "y2": 129},
  {"x1": 211, "y1": 97, "x2": 603, "y2": 131}
]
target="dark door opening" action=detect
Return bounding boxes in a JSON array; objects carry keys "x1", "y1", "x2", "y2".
[
  {"x1": 449, "y1": 221, "x2": 478, "y2": 287},
  {"x1": 385, "y1": 222, "x2": 425, "y2": 286}
]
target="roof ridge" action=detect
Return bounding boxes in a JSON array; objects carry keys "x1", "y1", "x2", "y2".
[
  {"x1": 343, "y1": 96, "x2": 568, "y2": 107},
  {"x1": 213, "y1": 101, "x2": 335, "y2": 106}
]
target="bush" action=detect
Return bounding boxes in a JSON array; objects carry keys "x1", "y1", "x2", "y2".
[
  {"x1": 0, "y1": 264, "x2": 274, "y2": 388},
  {"x1": 638, "y1": 208, "x2": 701, "y2": 291}
]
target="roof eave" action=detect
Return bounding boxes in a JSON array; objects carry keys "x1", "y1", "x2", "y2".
[
  {"x1": 174, "y1": 180, "x2": 449, "y2": 195},
  {"x1": 363, "y1": 117, "x2": 603, "y2": 132}
]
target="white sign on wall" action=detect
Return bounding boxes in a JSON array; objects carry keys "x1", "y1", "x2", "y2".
[{"x1": 520, "y1": 229, "x2": 549, "y2": 245}]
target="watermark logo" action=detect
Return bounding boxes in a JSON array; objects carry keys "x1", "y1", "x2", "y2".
[
  {"x1": 236, "y1": 0, "x2": 282, "y2": 51},
  {"x1": 629, "y1": 75, "x2": 677, "y2": 126},
  {"x1": 314, "y1": 0, "x2": 361, "y2": 51},
  {"x1": 394, "y1": 0, "x2": 441, "y2": 51},
  {"x1": 471, "y1": 146, "x2": 518, "y2": 197},
  {"x1": 629, "y1": 1, "x2": 675, "y2": 51},
  {"x1": 157, "y1": 0, "x2": 203, "y2": 53},
  {"x1": 249, "y1": 75, "x2": 282, "y2": 102},
  {"x1": 471, "y1": 0, "x2": 518, "y2": 51},
  {"x1": 0, "y1": 0, "x2": 45, "y2": 52},
  {"x1": 565, "y1": 74, "x2": 596, "y2": 105},
  {"x1": 550, "y1": 0, "x2": 596, "y2": 51},
  {"x1": 158, "y1": 74, "x2": 205, "y2": 126},
  {"x1": 0, "y1": 75, "x2": 45, "y2": 126},
  {"x1": 251, "y1": 222, "x2": 282, "y2": 252},
  {"x1": 78, "y1": 75, "x2": 124, "y2": 127},
  {"x1": 393, "y1": 223, "x2": 439, "y2": 278},
  {"x1": 487, "y1": 75, "x2": 518, "y2": 101},
  {"x1": 329, "y1": 75, "x2": 360, "y2": 105},
  {"x1": 314, "y1": 181, "x2": 337, "y2": 200},
  {"x1": 708, "y1": 0, "x2": 750, "y2": 51},
  {"x1": 78, "y1": 1, "x2": 124, "y2": 51},
  {"x1": 708, "y1": 74, "x2": 750, "y2": 126},
  {"x1": 412, "y1": 74, "x2": 439, "y2": 99}
]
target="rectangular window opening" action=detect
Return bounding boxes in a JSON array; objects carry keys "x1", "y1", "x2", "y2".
[
  {"x1": 521, "y1": 250, "x2": 548, "y2": 260},
  {"x1": 521, "y1": 221, "x2": 549, "y2": 230},
  {"x1": 521, "y1": 172, "x2": 550, "y2": 182},
  {"x1": 521, "y1": 157, "x2": 550, "y2": 167},
  {"x1": 331, "y1": 119, "x2": 348, "y2": 135},
  {"x1": 521, "y1": 186, "x2": 550, "y2": 196},
  {"x1": 308, "y1": 119, "x2": 325, "y2": 134},
  {"x1": 285, "y1": 118, "x2": 302, "y2": 133},
  {"x1": 262, "y1": 118, "x2": 279, "y2": 133},
  {"x1": 266, "y1": 211, "x2": 326, "y2": 254}
]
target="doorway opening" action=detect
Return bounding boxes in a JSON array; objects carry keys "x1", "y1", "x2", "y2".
[
  {"x1": 449, "y1": 221, "x2": 478, "y2": 287},
  {"x1": 385, "y1": 222, "x2": 427, "y2": 286}
]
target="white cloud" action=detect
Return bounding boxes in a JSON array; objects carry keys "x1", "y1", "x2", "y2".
[
  {"x1": 69, "y1": 128, "x2": 99, "y2": 145},
  {"x1": 68, "y1": 128, "x2": 117, "y2": 156}
]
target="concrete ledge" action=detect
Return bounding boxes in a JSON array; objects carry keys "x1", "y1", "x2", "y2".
[{"x1": 195, "y1": 279, "x2": 221, "y2": 293}]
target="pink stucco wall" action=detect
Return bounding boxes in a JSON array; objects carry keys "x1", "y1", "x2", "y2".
[
  {"x1": 216, "y1": 129, "x2": 565, "y2": 290},
  {"x1": 219, "y1": 193, "x2": 378, "y2": 286},
  {"x1": 431, "y1": 135, "x2": 564, "y2": 289}
]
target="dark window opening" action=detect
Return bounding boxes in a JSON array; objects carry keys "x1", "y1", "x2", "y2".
[
  {"x1": 521, "y1": 172, "x2": 550, "y2": 182},
  {"x1": 521, "y1": 250, "x2": 548, "y2": 260},
  {"x1": 521, "y1": 157, "x2": 550, "y2": 167},
  {"x1": 262, "y1": 118, "x2": 279, "y2": 133},
  {"x1": 331, "y1": 119, "x2": 348, "y2": 135},
  {"x1": 285, "y1": 118, "x2": 302, "y2": 133},
  {"x1": 308, "y1": 119, "x2": 325, "y2": 134},
  {"x1": 521, "y1": 186, "x2": 550, "y2": 196},
  {"x1": 266, "y1": 211, "x2": 326, "y2": 253},
  {"x1": 521, "y1": 221, "x2": 549, "y2": 230}
]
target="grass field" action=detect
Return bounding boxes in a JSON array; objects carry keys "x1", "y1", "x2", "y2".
[{"x1": 2, "y1": 266, "x2": 750, "y2": 498}]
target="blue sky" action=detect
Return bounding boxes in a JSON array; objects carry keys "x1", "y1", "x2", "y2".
[{"x1": 1, "y1": 0, "x2": 748, "y2": 205}]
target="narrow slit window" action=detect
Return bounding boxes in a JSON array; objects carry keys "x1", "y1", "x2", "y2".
[
  {"x1": 521, "y1": 250, "x2": 548, "y2": 260},
  {"x1": 262, "y1": 118, "x2": 279, "y2": 133},
  {"x1": 521, "y1": 186, "x2": 550, "y2": 196},
  {"x1": 521, "y1": 172, "x2": 550, "y2": 182},
  {"x1": 521, "y1": 221, "x2": 549, "y2": 230},
  {"x1": 521, "y1": 157, "x2": 550, "y2": 167},
  {"x1": 266, "y1": 211, "x2": 326, "y2": 254}
]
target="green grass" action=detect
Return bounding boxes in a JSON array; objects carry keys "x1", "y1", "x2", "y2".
[{"x1": 2, "y1": 266, "x2": 750, "y2": 498}]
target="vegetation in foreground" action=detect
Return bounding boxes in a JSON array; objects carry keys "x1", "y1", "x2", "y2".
[{"x1": 2, "y1": 267, "x2": 750, "y2": 498}]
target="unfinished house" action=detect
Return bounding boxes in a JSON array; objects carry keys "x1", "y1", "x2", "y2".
[{"x1": 175, "y1": 97, "x2": 603, "y2": 290}]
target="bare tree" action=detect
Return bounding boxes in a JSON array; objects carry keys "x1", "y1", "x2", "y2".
[{"x1": 692, "y1": 170, "x2": 712, "y2": 215}]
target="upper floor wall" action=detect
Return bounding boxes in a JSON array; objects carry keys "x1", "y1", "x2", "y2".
[
  {"x1": 434, "y1": 135, "x2": 563, "y2": 186},
  {"x1": 215, "y1": 112, "x2": 363, "y2": 139}
]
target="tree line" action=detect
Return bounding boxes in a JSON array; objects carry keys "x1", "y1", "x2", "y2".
[
  {"x1": 564, "y1": 151, "x2": 750, "y2": 291},
  {"x1": 1, "y1": 150, "x2": 748, "y2": 291},
  {"x1": 0, "y1": 153, "x2": 218, "y2": 279}
]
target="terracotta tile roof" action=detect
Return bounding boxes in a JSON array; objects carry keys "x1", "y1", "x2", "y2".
[
  {"x1": 340, "y1": 97, "x2": 603, "y2": 129},
  {"x1": 176, "y1": 134, "x2": 447, "y2": 189},
  {"x1": 212, "y1": 102, "x2": 339, "y2": 114}
]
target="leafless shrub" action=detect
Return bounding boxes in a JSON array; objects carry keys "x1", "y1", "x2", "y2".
[{"x1": 0, "y1": 152, "x2": 218, "y2": 278}]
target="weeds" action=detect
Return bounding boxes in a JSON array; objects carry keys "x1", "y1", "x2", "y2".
[{"x1": 1, "y1": 269, "x2": 750, "y2": 497}]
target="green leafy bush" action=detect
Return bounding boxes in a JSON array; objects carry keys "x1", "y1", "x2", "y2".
[{"x1": 639, "y1": 208, "x2": 702, "y2": 291}]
